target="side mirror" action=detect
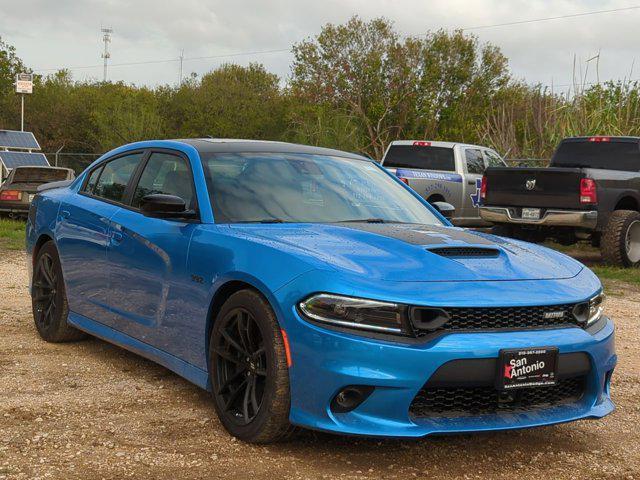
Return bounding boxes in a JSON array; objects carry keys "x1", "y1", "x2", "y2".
[
  {"x1": 140, "y1": 194, "x2": 197, "y2": 219},
  {"x1": 431, "y1": 201, "x2": 455, "y2": 219}
]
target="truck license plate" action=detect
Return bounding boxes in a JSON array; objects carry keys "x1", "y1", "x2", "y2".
[{"x1": 521, "y1": 208, "x2": 540, "y2": 220}]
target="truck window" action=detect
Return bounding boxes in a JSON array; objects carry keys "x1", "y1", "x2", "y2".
[
  {"x1": 383, "y1": 145, "x2": 455, "y2": 172},
  {"x1": 484, "y1": 150, "x2": 505, "y2": 167},
  {"x1": 465, "y1": 149, "x2": 485, "y2": 174},
  {"x1": 552, "y1": 139, "x2": 640, "y2": 171}
]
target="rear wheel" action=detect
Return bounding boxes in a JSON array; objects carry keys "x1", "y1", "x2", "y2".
[
  {"x1": 31, "y1": 241, "x2": 86, "y2": 342},
  {"x1": 209, "y1": 290, "x2": 292, "y2": 443},
  {"x1": 601, "y1": 210, "x2": 640, "y2": 267}
]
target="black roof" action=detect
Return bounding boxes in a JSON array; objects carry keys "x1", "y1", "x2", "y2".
[{"x1": 176, "y1": 138, "x2": 370, "y2": 160}]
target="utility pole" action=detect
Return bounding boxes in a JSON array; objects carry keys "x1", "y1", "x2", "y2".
[
  {"x1": 101, "y1": 27, "x2": 113, "y2": 82},
  {"x1": 179, "y1": 49, "x2": 184, "y2": 84}
]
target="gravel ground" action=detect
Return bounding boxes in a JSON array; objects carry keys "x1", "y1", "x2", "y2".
[{"x1": 1, "y1": 249, "x2": 639, "y2": 480}]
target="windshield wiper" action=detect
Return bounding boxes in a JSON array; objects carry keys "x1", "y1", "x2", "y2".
[
  {"x1": 259, "y1": 219, "x2": 286, "y2": 223},
  {"x1": 244, "y1": 219, "x2": 286, "y2": 224},
  {"x1": 337, "y1": 218, "x2": 387, "y2": 223}
]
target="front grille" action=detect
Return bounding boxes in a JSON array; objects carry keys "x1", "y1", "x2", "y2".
[
  {"x1": 428, "y1": 247, "x2": 500, "y2": 258},
  {"x1": 410, "y1": 376, "x2": 585, "y2": 418},
  {"x1": 413, "y1": 304, "x2": 581, "y2": 335}
]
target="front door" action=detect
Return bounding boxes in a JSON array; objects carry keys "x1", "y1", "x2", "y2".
[
  {"x1": 106, "y1": 150, "x2": 199, "y2": 357},
  {"x1": 56, "y1": 151, "x2": 144, "y2": 322}
]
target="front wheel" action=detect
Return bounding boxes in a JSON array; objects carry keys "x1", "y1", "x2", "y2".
[
  {"x1": 209, "y1": 290, "x2": 293, "y2": 443},
  {"x1": 601, "y1": 210, "x2": 640, "y2": 267}
]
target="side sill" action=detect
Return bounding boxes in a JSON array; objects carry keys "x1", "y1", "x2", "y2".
[{"x1": 67, "y1": 312, "x2": 210, "y2": 391}]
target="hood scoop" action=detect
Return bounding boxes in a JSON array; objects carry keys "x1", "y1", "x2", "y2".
[{"x1": 428, "y1": 246, "x2": 500, "y2": 258}]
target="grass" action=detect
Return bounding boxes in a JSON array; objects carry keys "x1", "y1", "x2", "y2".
[
  {"x1": 0, "y1": 218, "x2": 26, "y2": 250},
  {"x1": 591, "y1": 265, "x2": 640, "y2": 287}
]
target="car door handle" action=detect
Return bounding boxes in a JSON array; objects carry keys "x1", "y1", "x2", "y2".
[
  {"x1": 467, "y1": 180, "x2": 476, "y2": 185},
  {"x1": 59, "y1": 210, "x2": 70, "y2": 220}
]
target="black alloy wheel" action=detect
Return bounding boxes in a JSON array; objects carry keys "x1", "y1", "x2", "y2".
[
  {"x1": 31, "y1": 241, "x2": 85, "y2": 342},
  {"x1": 209, "y1": 289, "x2": 292, "y2": 443},
  {"x1": 213, "y1": 307, "x2": 267, "y2": 425},
  {"x1": 33, "y1": 252, "x2": 59, "y2": 332}
]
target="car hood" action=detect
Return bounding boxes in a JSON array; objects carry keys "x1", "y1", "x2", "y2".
[{"x1": 229, "y1": 223, "x2": 583, "y2": 282}]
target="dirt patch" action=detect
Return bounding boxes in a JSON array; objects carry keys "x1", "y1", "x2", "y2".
[{"x1": 1, "y1": 249, "x2": 639, "y2": 480}]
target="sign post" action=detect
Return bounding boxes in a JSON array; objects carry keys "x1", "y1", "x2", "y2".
[{"x1": 15, "y1": 73, "x2": 34, "y2": 132}]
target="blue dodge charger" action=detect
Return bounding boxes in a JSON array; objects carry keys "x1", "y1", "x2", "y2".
[{"x1": 26, "y1": 139, "x2": 616, "y2": 443}]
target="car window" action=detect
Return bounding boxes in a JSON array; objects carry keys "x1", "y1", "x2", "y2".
[
  {"x1": 465, "y1": 149, "x2": 485, "y2": 174},
  {"x1": 132, "y1": 152, "x2": 195, "y2": 208},
  {"x1": 83, "y1": 165, "x2": 103, "y2": 194},
  {"x1": 485, "y1": 149, "x2": 505, "y2": 167},
  {"x1": 93, "y1": 153, "x2": 144, "y2": 203}
]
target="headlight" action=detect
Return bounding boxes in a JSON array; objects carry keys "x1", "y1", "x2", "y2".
[
  {"x1": 298, "y1": 294, "x2": 412, "y2": 335},
  {"x1": 573, "y1": 292, "x2": 606, "y2": 327}
]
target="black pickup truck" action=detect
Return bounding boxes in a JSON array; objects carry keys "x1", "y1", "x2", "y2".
[{"x1": 479, "y1": 136, "x2": 640, "y2": 267}]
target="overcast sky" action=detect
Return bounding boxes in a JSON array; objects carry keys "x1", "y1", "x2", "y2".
[{"x1": 1, "y1": 0, "x2": 638, "y2": 90}]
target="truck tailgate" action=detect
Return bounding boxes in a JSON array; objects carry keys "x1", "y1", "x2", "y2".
[{"x1": 484, "y1": 167, "x2": 585, "y2": 209}]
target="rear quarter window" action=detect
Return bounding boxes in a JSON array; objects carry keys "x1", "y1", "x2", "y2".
[{"x1": 383, "y1": 145, "x2": 455, "y2": 171}]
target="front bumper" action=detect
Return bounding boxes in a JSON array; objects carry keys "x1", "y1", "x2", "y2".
[
  {"x1": 286, "y1": 315, "x2": 615, "y2": 437},
  {"x1": 480, "y1": 206, "x2": 598, "y2": 229}
]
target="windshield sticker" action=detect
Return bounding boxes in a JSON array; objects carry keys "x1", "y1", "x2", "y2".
[
  {"x1": 301, "y1": 180, "x2": 324, "y2": 205},
  {"x1": 395, "y1": 169, "x2": 462, "y2": 183}
]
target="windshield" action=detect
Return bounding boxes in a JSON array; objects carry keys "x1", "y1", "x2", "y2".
[
  {"x1": 382, "y1": 145, "x2": 455, "y2": 171},
  {"x1": 552, "y1": 140, "x2": 640, "y2": 171},
  {"x1": 201, "y1": 152, "x2": 442, "y2": 225}
]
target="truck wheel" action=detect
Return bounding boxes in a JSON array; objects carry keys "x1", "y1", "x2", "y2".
[
  {"x1": 601, "y1": 210, "x2": 640, "y2": 267},
  {"x1": 31, "y1": 241, "x2": 86, "y2": 342}
]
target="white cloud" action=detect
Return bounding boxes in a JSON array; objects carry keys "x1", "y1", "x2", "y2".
[{"x1": 0, "y1": 0, "x2": 637, "y2": 88}]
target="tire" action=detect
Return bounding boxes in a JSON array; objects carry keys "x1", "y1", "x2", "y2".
[
  {"x1": 31, "y1": 241, "x2": 86, "y2": 342},
  {"x1": 601, "y1": 210, "x2": 640, "y2": 267},
  {"x1": 209, "y1": 289, "x2": 293, "y2": 443}
]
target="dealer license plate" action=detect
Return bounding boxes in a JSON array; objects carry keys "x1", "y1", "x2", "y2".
[
  {"x1": 498, "y1": 347, "x2": 558, "y2": 390},
  {"x1": 521, "y1": 208, "x2": 541, "y2": 220}
]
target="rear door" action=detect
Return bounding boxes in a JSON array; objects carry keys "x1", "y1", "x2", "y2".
[
  {"x1": 461, "y1": 147, "x2": 485, "y2": 219},
  {"x1": 105, "y1": 149, "x2": 200, "y2": 357},
  {"x1": 56, "y1": 151, "x2": 144, "y2": 321}
]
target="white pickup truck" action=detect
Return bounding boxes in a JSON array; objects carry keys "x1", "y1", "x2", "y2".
[{"x1": 381, "y1": 140, "x2": 506, "y2": 227}]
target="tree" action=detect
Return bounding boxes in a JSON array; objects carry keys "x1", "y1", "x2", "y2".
[
  {"x1": 291, "y1": 16, "x2": 414, "y2": 159},
  {"x1": 162, "y1": 63, "x2": 287, "y2": 140},
  {"x1": 406, "y1": 30, "x2": 510, "y2": 141},
  {"x1": 0, "y1": 36, "x2": 28, "y2": 129},
  {"x1": 290, "y1": 17, "x2": 510, "y2": 159}
]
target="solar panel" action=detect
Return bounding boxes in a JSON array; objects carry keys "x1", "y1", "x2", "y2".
[
  {"x1": 0, "y1": 151, "x2": 49, "y2": 169},
  {"x1": 0, "y1": 130, "x2": 41, "y2": 150}
]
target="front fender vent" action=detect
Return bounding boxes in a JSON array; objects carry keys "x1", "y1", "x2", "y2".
[{"x1": 428, "y1": 247, "x2": 500, "y2": 258}]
